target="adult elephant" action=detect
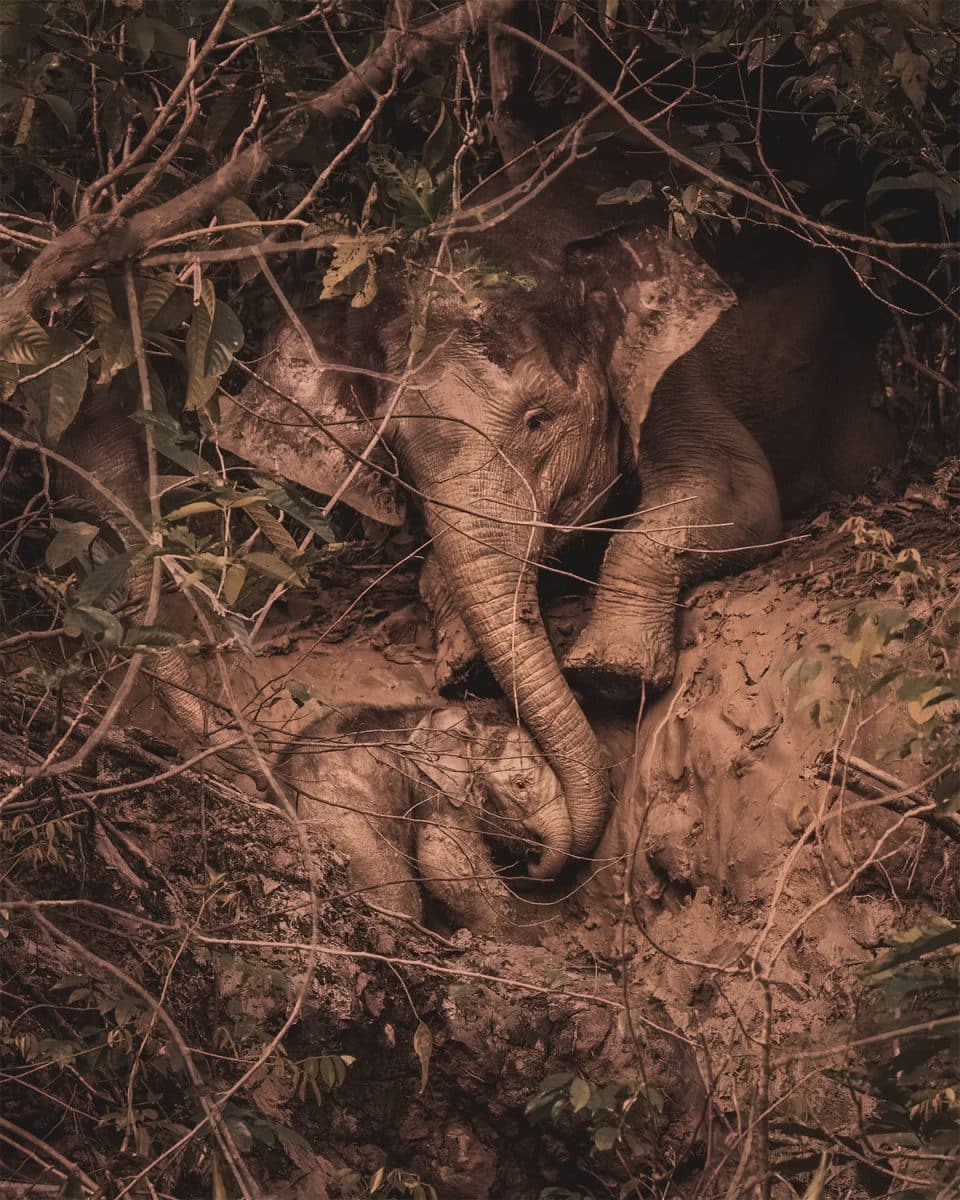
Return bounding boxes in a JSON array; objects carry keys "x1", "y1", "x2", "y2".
[{"x1": 216, "y1": 145, "x2": 896, "y2": 877}]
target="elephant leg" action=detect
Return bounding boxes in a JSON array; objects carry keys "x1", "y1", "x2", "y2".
[
  {"x1": 416, "y1": 821, "x2": 523, "y2": 936},
  {"x1": 419, "y1": 553, "x2": 487, "y2": 696},
  {"x1": 565, "y1": 398, "x2": 781, "y2": 700}
]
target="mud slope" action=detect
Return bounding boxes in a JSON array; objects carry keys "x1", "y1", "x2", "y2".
[{"x1": 3, "y1": 489, "x2": 957, "y2": 1198}]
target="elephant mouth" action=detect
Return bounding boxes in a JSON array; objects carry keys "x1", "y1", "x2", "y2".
[
  {"x1": 483, "y1": 797, "x2": 570, "y2": 882},
  {"x1": 487, "y1": 835, "x2": 552, "y2": 889}
]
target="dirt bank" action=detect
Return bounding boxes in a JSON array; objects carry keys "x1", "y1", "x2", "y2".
[{"x1": 3, "y1": 485, "x2": 957, "y2": 1198}]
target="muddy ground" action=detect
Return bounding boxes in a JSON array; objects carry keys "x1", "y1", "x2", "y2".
[{"x1": 3, "y1": 478, "x2": 958, "y2": 1199}]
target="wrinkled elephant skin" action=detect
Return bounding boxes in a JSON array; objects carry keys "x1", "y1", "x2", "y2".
[
  {"x1": 216, "y1": 143, "x2": 897, "y2": 877},
  {"x1": 279, "y1": 705, "x2": 569, "y2": 938}
]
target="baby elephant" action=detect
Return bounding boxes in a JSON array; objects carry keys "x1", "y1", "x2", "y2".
[{"x1": 279, "y1": 704, "x2": 571, "y2": 936}]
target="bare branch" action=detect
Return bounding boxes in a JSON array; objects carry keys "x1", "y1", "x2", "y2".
[
  {"x1": 502, "y1": 23, "x2": 960, "y2": 256},
  {"x1": 0, "y1": 0, "x2": 515, "y2": 332}
]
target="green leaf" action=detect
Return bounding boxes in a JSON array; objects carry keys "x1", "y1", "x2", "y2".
[
  {"x1": 414, "y1": 1021, "x2": 432, "y2": 1094},
  {"x1": 216, "y1": 197, "x2": 262, "y2": 247},
  {"x1": 892, "y1": 45, "x2": 928, "y2": 111},
  {"x1": 423, "y1": 105, "x2": 455, "y2": 173},
  {"x1": 216, "y1": 197, "x2": 263, "y2": 281},
  {"x1": 0, "y1": 360, "x2": 18, "y2": 400},
  {"x1": 783, "y1": 655, "x2": 822, "y2": 688},
  {"x1": 46, "y1": 354, "x2": 90, "y2": 439},
  {"x1": 0, "y1": 312, "x2": 49, "y2": 365},
  {"x1": 87, "y1": 280, "x2": 116, "y2": 328},
  {"x1": 350, "y1": 261, "x2": 378, "y2": 308},
  {"x1": 45, "y1": 518, "x2": 99, "y2": 569},
  {"x1": 185, "y1": 281, "x2": 216, "y2": 410},
  {"x1": 95, "y1": 320, "x2": 135, "y2": 379},
  {"x1": 593, "y1": 1125, "x2": 618, "y2": 1151},
  {"x1": 569, "y1": 1076, "x2": 590, "y2": 1113},
  {"x1": 77, "y1": 549, "x2": 139, "y2": 606},
  {"x1": 164, "y1": 500, "x2": 223, "y2": 520},
  {"x1": 256, "y1": 479, "x2": 335, "y2": 540},
  {"x1": 17, "y1": 329, "x2": 88, "y2": 441},
  {"x1": 368, "y1": 144, "x2": 443, "y2": 228},
  {"x1": 82, "y1": 49, "x2": 125, "y2": 79},
  {"x1": 144, "y1": 280, "x2": 193, "y2": 333},
  {"x1": 320, "y1": 237, "x2": 371, "y2": 300},
  {"x1": 204, "y1": 301, "x2": 244, "y2": 377},
  {"x1": 247, "y1": 502, "x2": 299, "y2": 557},
  {"x1": 865, "y1": 919, "x2": 959, "y2": 975},
  {"x1": 244, "y1": 551, "x2": 304, "y2": 586},
  {"x1": 41, "y1": 93, "x2": 76, "y2": 134},
  {"x1": 185, "y1": 285, "x2": 242, "y2": 410},
  {"x1": 186, "y1": 279, "x2": 215, "y2": 358},
  {"x1": 125, "y1": 17, "x2": 155, "y2": 63},
  {"x1": 225, "y1": 1117, "x2": 252, "y2": 1154},
  {"x1": 223, "y1": 564, "x2": 246, "y2": 606},
  {"x1": 537, "y1": 1071, "x2": 574, "y2": 1093},
  {"x1": 87, "y1": 281, "x2": 134, "y2": 379},
  {"x1": 869, "y1": 172, "x2": 960, "y2": 216},
  {"x1": 897, "y1": 674, "x2": 948, "y2": 702},
  {"x1": 800, "y1": 1152, "x2": 830, "y2": 1200},
  {"x1": 597, "y1": 179, "x2": 652, "y2": 206},
  {"x1": 64, "y1": 604, "x2": 124, "y2": 648},
  {"x1": 150, "y1": 17, "x2": 189, "y2": 60},
  {"x1": 746, "y1": 31, "x2": 788, "y2": 71},
  {"x1": 139, "y1": 277, "x2": 175, "y2": 327},
  {"x1": 134, "y1": 411, "x2": 214, "y2": 479},
  {"x1": 683, "y1": 183, "x2": 704, "y2": 214},
  {"x1": 202, "y1": 87, "x2": 248, "y2": 152}
]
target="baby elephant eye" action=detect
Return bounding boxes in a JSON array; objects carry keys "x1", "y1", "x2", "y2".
[
  {"x1": 513, "y1": 776, "x2": 527, "y2": 791},
  {"x1": 523, "y1": 407, "x2": 550, "y2": 432}
]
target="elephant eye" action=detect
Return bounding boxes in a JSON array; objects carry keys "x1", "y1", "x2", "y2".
[
  {"x1": 513, "y1": 776, "x2": 527, "y2": 790},
  {"x1": 523, "y1": 406, "x2": 550, "y2": 432}
]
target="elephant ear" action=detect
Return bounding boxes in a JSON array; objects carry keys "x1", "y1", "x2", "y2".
[
  {"x1": 215, "y1": 313, "x2": 405, "y2": 526},
  {"x1": 566, "y1": 226, "x2": 736, "y2": 460},
  {"x1": 407, "y1": 707, "x2": 480, "y2": 808}
]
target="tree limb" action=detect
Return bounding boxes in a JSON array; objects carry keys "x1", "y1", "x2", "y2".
[
  {"x1": 502, "y1": 23, "x2": 960, "y2": 256},
  {"x1": 0, "y1": 0, "x2": 513, "y2": 332}
]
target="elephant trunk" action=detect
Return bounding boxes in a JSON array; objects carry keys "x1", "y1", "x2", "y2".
[
  {"x1": 424, "y1": 484, "x2": 609, "y2": 866},
  {"x1": 523, "y1": 793, "x2": 573, "y2": 880}
]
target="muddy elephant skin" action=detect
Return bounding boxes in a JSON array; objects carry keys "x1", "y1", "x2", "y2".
[
  {"x1": 278, "y1": 704, "x2": 570, "y2": 934},
  {"x1": 216, "y1": 142, "x2": 896, "y2": 878}
]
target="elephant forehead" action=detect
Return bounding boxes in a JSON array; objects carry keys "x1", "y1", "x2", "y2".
[
  {"x1": 414, "y1": 278, "x2": 589, "y2": 385},
  {"x1": 410, "y1": 342, "x2": 551, "y2": 413},
  {"x1": 496, "y1": 728, "x2": 549, "y2": 770},
  {"x1": 416, "y1": 326, "x2": 603, "y2": 419}
]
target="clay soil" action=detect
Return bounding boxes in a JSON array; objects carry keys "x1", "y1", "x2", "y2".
[{"x1": 2, "y1": 482, "x2": 958, "y2": 1199}]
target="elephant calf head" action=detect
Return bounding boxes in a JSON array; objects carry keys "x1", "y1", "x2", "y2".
[
  {"x1": 215, "y1": 219, "x2": 735, "y2": 876},
  {"x1": 409, "y1": 706, "x2": 571, "y2": 881}
]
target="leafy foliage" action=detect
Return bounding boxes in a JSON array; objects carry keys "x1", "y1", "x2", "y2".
[
  {"x1": 834, "y1": 917, "x2": 960, "y2": 1198},
  {"x1": 525, "y1": 1070, "x2": 667, "y2": 1194},
  {"x1": 787, "y1": 502, "x2": 960, "y2": 816},
  {"x1": 0, "y1": 0, "x2": 957, "y2": 1195}
]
